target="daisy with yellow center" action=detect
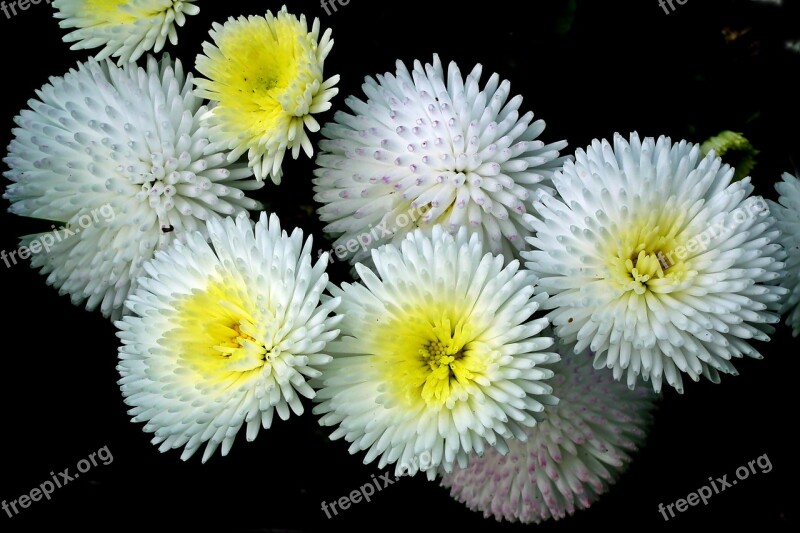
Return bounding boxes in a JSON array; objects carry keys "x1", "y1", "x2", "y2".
[
  {"x1": 194, "y1": 7, "x2": 340, "y2": 184},
  {"x1": 604, "y1": 210, "x2": 691, "y2": 295},
  {"x1": 116, "y1": 213, "x2": 341, "y2": 462},
  {"x1": 313, "y1": 226, "x2": 559, "y2": 479},
  {"x1": 523, "y1": 133, "x2": 788, "y2": 393},
  {"x1": 53, "y1": 0, "x2": 200, "y2": 63}
]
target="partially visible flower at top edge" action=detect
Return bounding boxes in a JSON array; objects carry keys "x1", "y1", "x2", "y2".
[
  {"x1": 53, "y1": 0, "x2": 200, "y2": 64},
  {"x1": 194, "y1": 6, "x2": 340, "y2": 184}
]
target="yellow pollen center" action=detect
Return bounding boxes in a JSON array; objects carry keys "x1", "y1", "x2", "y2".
[
  {"x1": 167, "y1": 278, "x2": 269, "y2": 380},
  {"x1": 626, "y1": 249, "x2": 667, "y2": 285},
  {"x1": 215, "y1": 322, "x2": 263, "y2": 358},
  {"x1": 83, "y1": 0, "x2": 162, "y2": 25},
  {"x1": 376, "y1": 312, "x2": 487, "y2": 409},
  {"x1": 606, "y1": 213, "x2": 690, "y2": 295},
  {"x1": 194, "y1": 13, "x2": 323, "y2": 143},
  {"x1": 419, "y1": 340, "x2": 464, "y2": 379}
]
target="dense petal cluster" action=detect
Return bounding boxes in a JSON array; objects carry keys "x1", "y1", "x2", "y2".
[
  {"x1": 194, "y1": 7, "x2": 339, "y2": 183},
  {"x1": 3, "y1": 55, "x2": 262, "y2": 318},
  {"x1": 523, "y1": 133, "x2": 787, "y2": 392},
  {"x1": 53, "y1": 0, "x2": 200, "y2": 63},
  {"x1": 441, "y1": 348, "x2": 657, "y2": 523},
  {"x1": 314, "y1": 226, "x2": 559, "y2": 479},
  {"x1": 313, "y1": 54, "x2": 568, "y2": 266},
  {"x1": 769, "y1": 172, "x2": 800, "y2": 335},
  {"x1": 117, "y1": 213, "x2": 342, "y2": 462}
]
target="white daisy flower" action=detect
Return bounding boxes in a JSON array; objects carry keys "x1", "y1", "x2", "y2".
[
  {"x1": 441, "y1": 347, "x2": 657, "y2": 524},
  {"x1": 117, "y1": 212, "x2": 342, "y2": 462},
  {"x1": 53, "y1": 0, "x2": 200, "y2": 64},
  {"x1": 194, "y1": 7, "x2": 339, "y2": 184},
  {"x1": 313, "y1": 54, "x2": 568, "y2": 266},
  {"x1": 769, "y1": 172, "x2": 800, "y2": 336},
  {"x1": 313, "y1": 226, "x2": 559, "y2": 480},
  {"x1": 522, "y1": 132, "x2": 787, "y2": 393},
  {"x1": 3, "y1": 55, "x2": 262, "y2": 319}
]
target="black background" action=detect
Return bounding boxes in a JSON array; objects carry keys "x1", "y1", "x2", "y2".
[{"x1": 1, "y1": 0, "x2": 798, "y2": 531}]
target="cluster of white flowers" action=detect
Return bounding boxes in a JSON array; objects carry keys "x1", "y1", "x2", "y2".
[{"x1": 3, "y1": 3, "x2": 796, "y2": 527}]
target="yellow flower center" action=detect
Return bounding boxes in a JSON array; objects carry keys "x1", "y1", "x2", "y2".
[
  {"x1": 418, "y1": 338, "x2": 466, "y2": 401},
  {"x1": 606, "y1": 212, "x2": 691, "y2": 294},
  {"x1": 167, "y1": 278, "x2": 269, "y2": 381},
  {"x1": 196, "y1": 13, "x2": 323, "y2": 141},
  {"x1": 83, "y1": 0, "x2": 164, "y2": 25},
  {"x1": 376, "y1": 310, "x2": 489, "y2": 409}
]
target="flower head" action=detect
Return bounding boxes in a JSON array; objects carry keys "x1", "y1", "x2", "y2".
[
  {"x1": 53, "y1": 0, "x2": 200, "y2": 64},
  {"x1": 313, "y1": 54, "x2": 568, "y2": 266},
  {"x1": 522, "y1": 133, "x2": 787, "y2": 393},
  {"x1": 117, "y1": 213, "x2": 342, "y2": 462},
  {"x1": 441, "y1": 347, "x2": 657, "y2": 524},
  {"x1": 3, "y1": 55, "x2": 262, "y2": 319},
  {"x1": 194, "y1": 7, "x2": 339, "y2": 184},
  {"x1": 313, "y1": 226, "x2": 559, "y2": 479},
  {"x1": 769, "y1": 172, "x2": 800, "y2": 336}
]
